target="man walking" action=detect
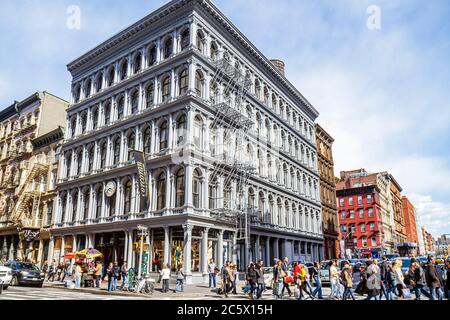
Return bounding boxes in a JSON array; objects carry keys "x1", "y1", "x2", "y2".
[
  {"x1": 425, "y1": 256, "x2": 441, "y2": 300},
  {"x1": 120, "y1": 262, "x2": 128, "y2": 290},
  {"x1": 379, "y1": 256, "x2": 389, "y2": 300},
  {"x1": 47, "y1": 260, "x2": 57, "y2": 282},
  {"x1": 342, "y1": 261, "x2": 355, "y2": 300},
  {"x1": 408, "y1": 258, "x2": 430, "y2": 300},
  {"x1": 208, "y1": 259, "x2": 217, "y2": 288}
]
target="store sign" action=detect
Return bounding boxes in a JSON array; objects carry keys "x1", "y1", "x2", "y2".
[
  {"x1": 23, "y1": 229, "x2": 40, "y2": 242},
  {"x1": 132, "y1": 151, "x2": 150, "y2": 210}
]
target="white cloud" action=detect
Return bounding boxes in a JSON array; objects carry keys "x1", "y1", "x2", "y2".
[{"x1": 408, "y1": 194, "x2": 450, "y2": 237}]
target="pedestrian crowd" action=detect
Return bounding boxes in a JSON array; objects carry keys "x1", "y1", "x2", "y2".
[{"x1": 207, "y1": 254, "x2": 450, "y2": 301}]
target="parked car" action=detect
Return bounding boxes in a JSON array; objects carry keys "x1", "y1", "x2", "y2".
[
  {"x1": 4, "y1": 261, "x2": 45, "y2": 287},
  {"x1": 0, "y1": 265, "x2": 13, "y2": 291}
]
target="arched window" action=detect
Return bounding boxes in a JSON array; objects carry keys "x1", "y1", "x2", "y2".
[
  {"x1": 65, "y1": 153, "x2": 72, "y2": 178},
  {"x1": 134, "y1": 53, "x2": 142, "y2": 74},
  {"x1": 127, "y1": 132, "x2": 136, "y2": 161},
  {"x1": 179, "y1": 69, "x2": 189, "y2": 95},
  {"x1": 264, "y1": 87, "x2": 269, "y2": 105},
  {"x1": 84, "y1": 79, "x2": 92, "y2": 98},
  {"x1": 255, "y1": 80, "x2": 261, "y2": 98},
  {"x1": 108, "y1": 67, "x2": 115, "y2": 87},
  {"x1": 258, "y1": 192, "x2": 265, "y2": 221},
  {"x1": 146, "y1": 83, "x2": 154, "y2": 108},
  {"x1": 143, "y1": 127, "x2": 151, "y2": 154},
  {"x1": 193, "y1": 116, "x2": 203, "y2": 148},
  {"x1": 95, "y1": 73, "x2": 103, "y2": 92},
  {"x1": 247, "y1": 188, "x2": 255, "y2": 209},
  {"x1": 195, "y1": 70, "x2": 204, "y2": 97},
  {"x1": 70, "y1": 117, "x2": 77, "y2": 138},
  {"x1": 80, "y1": 113, "x2": 87, "y2": 134},
  {"x1": 109, "y1": 191, "x2": 116, "y2": 217},
  {"x1": 88, "y1": 146, "x2": 95, "y2": 172},
  {"x1": 72, "y1": 192, "x2": 78, "y2": 222},
  {"x1": 76, "y1": 150, "x2": 82, "y2": 176},
  {"x1": 162, "y1": 76, "x2": 171, "y2": 103},
  {"x1": 210, "y1": 42, "x2": 218, "y2": 60},
  {"x1": 83, "y1": 189, "x2": 90, "y2": 221},
  {"x1": 92, "y1": 108, "x2": 99, "y2": 130},
  {"x1": 196, "y1": 31, "x2": 205, "y2": 53},
  {"x1": 176, "y1": 115, "x2": 187, "y2": 146},
  {"x1": 104, "y1": 102, "x2": 111, "y2": 125},
  {"x1": 124, "y1": 179, "x2": 132, "y2": 214},
  {"x1": 180, "y1": 29, "x2": 190, "y2": 51},
  {"x1": 73, "y1": 85, "x2": 81, "y2": 103},
  {"x1": 120, "y1": 60, "x2": 128, "y2": 80},
  {"x1": 157, "y1": 172, "x2": 166, "y2": 210},
  {"x1": 117, "y1": 97, "x2": 125, "y2": 120},
  {"x1": 209, "y1": 177, "x2": 218, "y2": 209},
  {"x1": 159, "y1": 121, "x2": 168, "y2": 150},
  {"x1": 268, "y1": 195, "x2": 274, "y2": 224},
  {"x1": 277, "y1": 199, "x2": 282, "y2": 226},
  {"x1": 148, "y1": 45, "x2": 157, "y2": 66},
  {"x1": 113, "y1": 136, "x2": 121, "y2": 165},
  {"x1": 175, "y1": 168, "x2": 185, "y2": 208},
  {"x1": 193, "y1": 169, "x2": 202, "y2": 208},
  {"x1": 210, "y1": 82, "x2": 218, "y2": 105},
  {"x1": 96, "y1": 186, "x2": 103, "y2": 219},
  {"x1": 60, "y1": 194, "x2": 67, "y2": 224},
  {"x1": 131, "y1": 91, "x2": 139, "y2": 114},
  {"x1": 164, "y1": 37, "x2": 173, "y2": 59},
  {"x1": 100, "y1": 141, "x2": 107, "y2": 169}
]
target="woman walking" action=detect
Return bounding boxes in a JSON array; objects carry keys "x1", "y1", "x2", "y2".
[
  {"x1": 273, "y1": 260, "x2": 284, "y2": 299},
  {"x1": 365, "y1": 260, "x2": 381, "y2": 300},
  {"x1": 176, "y1": 264, "x2": 185, "y2": 292},
  {"x1": 311, "y1": 262, "x2": 323, "y2": 299},
  {"x1": 329, "y1": 260, "x2": 341, "y2": 300},
  {"x1": 393, "y1": 260, "x2": 406, "y2": 300},
  {"x1": 160, "y1": 263, "x2": 171, "y2": 293}
]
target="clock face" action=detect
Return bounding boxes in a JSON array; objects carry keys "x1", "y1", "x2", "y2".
[{"x1": 105, "y1": 181, "x2": 117, "y2": 197}]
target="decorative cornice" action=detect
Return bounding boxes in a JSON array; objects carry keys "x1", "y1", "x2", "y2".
[
  {"x1": 67, "y1": 0, "x2": 194, "y2": 73},
  {"x1": 66, "y1": 0, "x2": 319, "y2": 119}
]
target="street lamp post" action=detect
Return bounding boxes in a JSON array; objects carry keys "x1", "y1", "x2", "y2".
[{"x1": 137, "y1": 225, "x2": 149, "y2": 279}]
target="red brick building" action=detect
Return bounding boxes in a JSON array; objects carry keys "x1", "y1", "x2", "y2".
[
  {"x1": 402, "y1": 196, "x2": 419, "y2": 244},
  {"x1": 336, "y1": 185, "x2": 384, "y2": 258}
]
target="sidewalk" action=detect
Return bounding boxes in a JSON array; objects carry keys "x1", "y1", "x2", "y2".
[{"x1": 43, "y1": 279, "x2": 222, "y2": 299}]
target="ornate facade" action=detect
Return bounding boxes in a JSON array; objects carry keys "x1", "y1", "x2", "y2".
[
  {"x1": 315, "y1": 124, "x2": 339, "y2": 259},
  {"x1": 0, "y1": 92, "x2": 68, "y2": 263},
  {"x1": 51, "y1": 0, "x2": 323, "y2": 283}
]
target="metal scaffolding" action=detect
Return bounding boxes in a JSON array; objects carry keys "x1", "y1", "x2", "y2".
[{"x1": 208, "y1": 54, "x2": 255, "y2": 269}]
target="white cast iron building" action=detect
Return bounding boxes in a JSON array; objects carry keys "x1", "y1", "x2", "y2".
[{"x1": 50, "y1": 0, "x2": 323, "y2": 283}]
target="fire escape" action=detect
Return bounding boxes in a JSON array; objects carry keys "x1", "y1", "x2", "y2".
[
  {"x1": 208, "y1": 54, "x2": 255, "y2": 268},
  {"x1": 11, "y1": 163, "x2": 49, "y2": 229}
]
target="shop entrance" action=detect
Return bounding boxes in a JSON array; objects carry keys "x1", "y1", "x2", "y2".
[{"x1": 95, "y1": 232, "x2": 125, "y2": 266}]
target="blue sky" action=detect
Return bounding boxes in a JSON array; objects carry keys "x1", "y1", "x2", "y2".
[{"x1": 0, "y1": 0, "x2": 449, "y2": 237}]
